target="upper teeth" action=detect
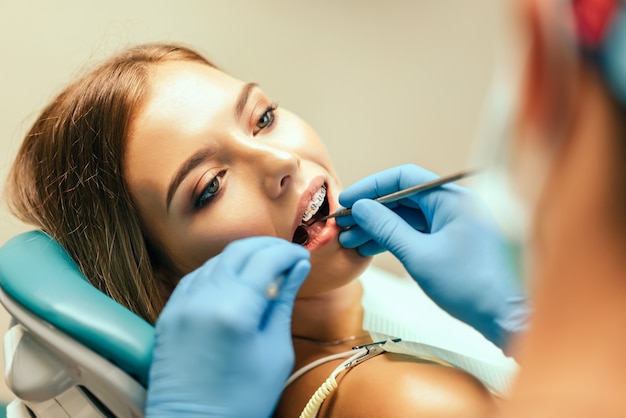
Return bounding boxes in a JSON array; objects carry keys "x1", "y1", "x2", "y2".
[{"x1": 302, "y1": 185, "x2": 326, "y2": 222}]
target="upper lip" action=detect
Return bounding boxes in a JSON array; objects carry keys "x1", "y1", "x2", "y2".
[{"x1": 292, "y1": 177, "x2": 326, "y2": 236}]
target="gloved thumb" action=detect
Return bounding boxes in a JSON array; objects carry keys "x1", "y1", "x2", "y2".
[
  {"x1": 351, "y1": 199, "x2": 430, "y2": 264},
  {"x1": 265, "y1": 259, "x2": 311, "y2": 332}
]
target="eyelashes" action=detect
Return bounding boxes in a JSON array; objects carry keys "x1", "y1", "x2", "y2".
[
  {"x1": 253, "y1": 102, "x2": 278, "y2": 135},
  {"x1": 194, "y1": 170, "x2": 225, "y2": 209}
]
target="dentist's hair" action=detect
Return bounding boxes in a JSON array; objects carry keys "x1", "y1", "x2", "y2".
[{"x1": 6, "y1": 43, "x2": 217, "y2": 323}]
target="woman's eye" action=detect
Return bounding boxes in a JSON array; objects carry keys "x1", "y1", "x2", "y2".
[
  {"x1": 253, "y1": 103, "x2": 278, "y2": 135},
  {"x1": 194, "y1": 173, "x2": 223, "y2": 209}
]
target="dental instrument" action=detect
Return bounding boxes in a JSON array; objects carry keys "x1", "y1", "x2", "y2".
[
  {"x1": 265, "y1": 274, "x2": 285, "y2": 299},
  {"x1": 306, "y1": 169, "x2": 477, "y2": 226}
]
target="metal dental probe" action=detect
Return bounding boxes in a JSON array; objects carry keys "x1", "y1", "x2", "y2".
[{"x1": 305, "y1": 169, "x2": 477, "y2": 226}]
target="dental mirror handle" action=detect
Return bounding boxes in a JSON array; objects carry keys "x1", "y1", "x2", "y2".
[{"x1": 320, "y1": 169, "x2": 477, "y2": 221}]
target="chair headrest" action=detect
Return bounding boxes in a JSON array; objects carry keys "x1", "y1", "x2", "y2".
[{"x1": 0, "y1": 231, "x2": 154, "y2": 386}]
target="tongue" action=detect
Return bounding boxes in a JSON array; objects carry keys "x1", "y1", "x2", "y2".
[{"x1": 302, "y1": 221, "x2": 324, "y2": 241}]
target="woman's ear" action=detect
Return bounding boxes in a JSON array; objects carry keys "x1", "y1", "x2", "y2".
[
  {"x1": 500, "y1": 0, "x2": 582, "y2": 225},
  {"x1": 516, "y1": 0, "x2": 579, "y2": 146}
]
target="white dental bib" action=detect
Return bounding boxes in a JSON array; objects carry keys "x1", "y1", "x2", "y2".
[{"x1": 359, "y1": 264, "x2": 519, "y2": 396}]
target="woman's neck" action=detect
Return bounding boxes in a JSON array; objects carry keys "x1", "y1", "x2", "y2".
[{"x1": 291, "y1": 279, "x2": 366, "y2": 344}]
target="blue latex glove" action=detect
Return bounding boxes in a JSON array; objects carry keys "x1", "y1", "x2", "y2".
[
  {"x1": 146, "y1": 236, "x2": 311, "y2": 418},
  {"x1": 337, "y1": 164, "x2": 529, "y2": 350}
]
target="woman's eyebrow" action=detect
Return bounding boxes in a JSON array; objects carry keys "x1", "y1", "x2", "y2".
[
  {"x1": 166, "y1": 82, "x2": 258, "y2": 212},
  {"x1": 166, "y1": 147, "x2": 216, "y2": 212},
  {"x1": 234, "y1": 82, "x2": 258, "y2": 119}
]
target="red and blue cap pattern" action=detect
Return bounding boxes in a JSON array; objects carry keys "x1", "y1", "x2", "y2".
[{"x1": 571, "y1": 0, "x2": 626, "y2": 103}]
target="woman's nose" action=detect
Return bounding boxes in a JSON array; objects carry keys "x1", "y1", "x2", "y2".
[{"x1": 254, "y1": 147, "x2": 299, "y2": 199}]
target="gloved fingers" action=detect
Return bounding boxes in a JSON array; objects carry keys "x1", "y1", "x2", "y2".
[
  {"x1": 338, "y1": 225, "x2": 375, "y2": 249},
  {"x1": 350, "y1": 199, "x2": 431, "y2": 261},
  {"x1": 172, "y1": 239, "x2": 257, "y2": 296},
  {"x1": 274, "y1": 258, "x2": 311, "y2": 307},
  {"x1": 393, "y1": 204, "x2": 429, "y2": 231},
  {"x1": 339, "y1": 165, "x2": 469, "y2": 232},
  {"x1": 217, "y1": 236, "x2": 300, "y2": 275},
  {"x1": 161, "y1": 237, "x2": 308, "y2": 331},
  {"x1": 263, "y1": 258, "x2": 311, "y2": 330},
  {"x1": 339, "y1": 229, "x2": 386, "y2": 256},
  {"x1": 335, "y1": 200, "x2": 425, "y2": 229},
  {"x1": 228, "y1": 239, "x2": 310, "y2": 332},
  {"x1": 356, "y1": 240, "x2": 387, "y2": 257},
  {"x1": 236, "y1": 239, "x2": 310, "y2": 295},
  {"x1": 183, "y1": 236, "x2": 308, "y2": 293},
  {"x1": 338, "y1": 204, "x2": 428, "y2": 249},
  {"x1": 338, "y1": 164, "x2": 439, "y2": 207},
  {"x1": 335, "y1": 211, "x2": 355, "y2": 228}
]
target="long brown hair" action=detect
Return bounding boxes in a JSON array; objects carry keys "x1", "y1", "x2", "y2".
[{"x1": 6, "y1": 43, "x2": 216, "y2": 323}]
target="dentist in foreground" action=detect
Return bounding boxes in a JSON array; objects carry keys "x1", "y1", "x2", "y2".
[{"x1": 147, "y1": 0, "x2": 626, "y2": 416}]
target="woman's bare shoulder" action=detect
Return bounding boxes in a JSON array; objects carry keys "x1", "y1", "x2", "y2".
[{"x1": 320, "y1": 352, "x2": 497, "y2": 418}]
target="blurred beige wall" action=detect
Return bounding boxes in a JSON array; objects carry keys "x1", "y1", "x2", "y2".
[{"x1": 0, "y1": 0, "x2": 506, "y2": 403}]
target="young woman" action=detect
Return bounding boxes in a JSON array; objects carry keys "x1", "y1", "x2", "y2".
[{"x1": 6, "y1": 43, "x2": 500, "y2": 417}]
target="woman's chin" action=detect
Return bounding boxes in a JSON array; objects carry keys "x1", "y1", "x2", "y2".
[{"x1": 296, "y1": 245, "x2": 372, "y2": 297}]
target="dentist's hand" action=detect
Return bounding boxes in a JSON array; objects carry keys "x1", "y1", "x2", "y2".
[
  {"x1": 146, "y1": 236, "x2": 311, "y2": 418},
  {"x1": 337, "y1": 164, "x2": 528, "y2": 350}
]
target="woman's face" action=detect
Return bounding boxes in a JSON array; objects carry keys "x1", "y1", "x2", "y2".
[{"x1": 124, "y1": 60, "x2": 370, "y2": 296}]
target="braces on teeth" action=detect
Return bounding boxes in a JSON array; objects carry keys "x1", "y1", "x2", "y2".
[{"x1": 301, "y1": 185, "x2": 326, "y2": 223}]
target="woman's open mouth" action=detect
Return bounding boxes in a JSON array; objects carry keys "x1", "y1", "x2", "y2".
[{"x1": 292, "y1": 184, "x2": 330, "y2": 246}]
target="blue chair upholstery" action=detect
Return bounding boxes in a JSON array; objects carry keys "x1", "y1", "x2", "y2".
[{"x1": 0, "y1": 231, "x2": 155, "y2": 417}]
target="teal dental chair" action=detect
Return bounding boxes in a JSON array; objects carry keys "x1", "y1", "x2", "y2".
[{"x1": 0, "y1": 231, "x2": 154, "y2": 417}]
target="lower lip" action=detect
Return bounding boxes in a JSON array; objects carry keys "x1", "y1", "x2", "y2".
[{"x1": 304, "y1": 219, "x2": 338, "y2": 251}]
